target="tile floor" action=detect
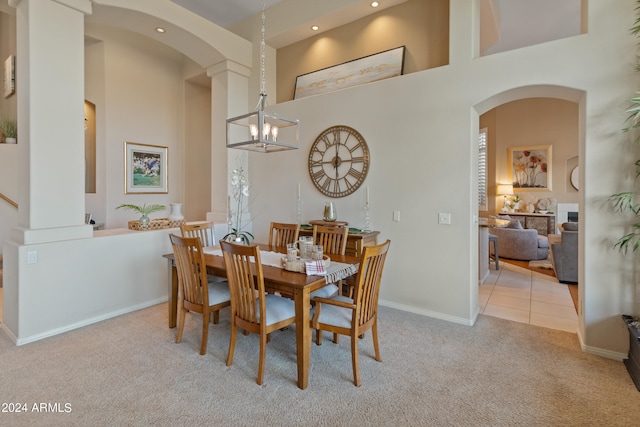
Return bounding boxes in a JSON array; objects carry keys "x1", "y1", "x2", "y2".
[{"x1": 479, "y1": 260, "x2": 578, "y2": 333}]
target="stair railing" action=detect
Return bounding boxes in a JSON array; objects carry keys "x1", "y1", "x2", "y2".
[{"x1": 0, "y1": 192, "x2": 18, "y2": 209}]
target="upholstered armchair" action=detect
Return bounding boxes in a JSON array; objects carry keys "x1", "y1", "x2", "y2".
[
  {"x1": 549, "y1": 222, "x2": 578, "y2": 284},
  {"x1": 489, "y1": 220, "x2": 549, "y2": 261}
]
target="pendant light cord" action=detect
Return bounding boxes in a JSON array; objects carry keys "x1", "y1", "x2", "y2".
[{"x1": 258, "y1": 0, "x2": 267, "y2": 110}]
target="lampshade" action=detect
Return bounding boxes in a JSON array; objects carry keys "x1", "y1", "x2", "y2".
[
  {"x1": 496, "y1": 184, "x2": 514, "y2": 195},
  {"x1": 225, "y1": 0, "x2": 300, "y2": 153}
]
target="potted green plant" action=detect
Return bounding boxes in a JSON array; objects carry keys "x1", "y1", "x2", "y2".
[
  {"x1": 610, "y1": 0, "x2": 640, "y2": 390},
  {"x1": 116, "y1": 203, "x2": 165, "y2": 229},
  {"x1": 1, "y1": 118, "x2": 17, "y2": 143}
]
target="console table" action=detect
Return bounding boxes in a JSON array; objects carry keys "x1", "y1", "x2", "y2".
[
  {"x1": 508, "y1": 212, "x2": 555, "y2": 236},
  {"x1": 299, "y1": 228, "x2": 379, "y2": 257}
]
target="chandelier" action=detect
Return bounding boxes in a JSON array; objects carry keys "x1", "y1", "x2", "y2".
[{"x1": 226, "y1": 0, "x2": 300, "y2": 152}]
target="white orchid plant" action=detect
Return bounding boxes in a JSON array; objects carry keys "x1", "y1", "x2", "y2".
[{"x1": 223, "y1": 166, "x2": 254, "y2": 244}]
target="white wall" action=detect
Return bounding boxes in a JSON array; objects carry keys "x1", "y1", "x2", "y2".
[
  {"x1": 0, "y1": 144, "x2": 18, "y2": 247},
  {"x1": 247, "y1": 0, "x2": 638, "y2": 357},
  {"x1": 2, "y1": 228, "x2": 174, "y2": 344},
  {"x1": 84, "y1": 24, "x2": 186, "y2": 228}
]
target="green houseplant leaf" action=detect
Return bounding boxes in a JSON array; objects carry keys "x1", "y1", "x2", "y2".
[
  {"x1": 610, "y1": 1, "x2": 640, "y2": 255},
  {"x1": 116, "y1": 203, "x2": 166, "y2": 216}
]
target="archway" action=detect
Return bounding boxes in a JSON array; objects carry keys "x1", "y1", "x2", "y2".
[{"x1": 473, "y1": 85, "x2": 585, "y2": 330}]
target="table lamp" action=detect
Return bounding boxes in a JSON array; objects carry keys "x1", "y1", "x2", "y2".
[{"x1": 497, "y1": 184, "x2": 514, "y2": 212}]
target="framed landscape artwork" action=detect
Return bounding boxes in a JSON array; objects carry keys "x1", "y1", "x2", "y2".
[
  {"x1": 124, "y1": 142, "x2": 168, "y2": 194},
  {"x1": 508, "y1": 144, "x2": 552, "y2": 191},
  {"x1": 294, "y1": 46, "x2": 405, "y2": 100}
]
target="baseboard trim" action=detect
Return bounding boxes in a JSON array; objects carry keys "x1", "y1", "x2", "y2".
[
  {"x1": 7, "y1": 297, "x2": 167, "y2": 346},
  {"x1": 578, "y1": 334, "x2": 627, "y2": 362},
  {"x1": 379, "y1": 299, "x2": 475, "y2": 326}
]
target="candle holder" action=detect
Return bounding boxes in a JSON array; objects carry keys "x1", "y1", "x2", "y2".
[
  {"x1": 362, "y1": 203, "x2": 372, "y2": 232},
  {"x1": 296, "y1": 197, "x2": 303, "y2": 225}
]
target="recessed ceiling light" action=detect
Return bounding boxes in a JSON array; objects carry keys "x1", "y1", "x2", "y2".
[
  {"x1": 311, "y1": 25, "x2": 319, "y2": 31},
  {"x1": 155, "y1": 27, "x2": 166, "y2": 33},
  {"x1": 371, "y1": 1, "x2": 380, "y2": 7}
]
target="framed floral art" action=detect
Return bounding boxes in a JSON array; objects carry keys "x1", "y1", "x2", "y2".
[{"x1": 508, "y1": 145, "x2": 552, "y2": 191}]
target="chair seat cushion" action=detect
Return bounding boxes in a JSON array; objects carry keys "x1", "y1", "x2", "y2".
[
  {"x1": 208, "y1": 282, "x2": 231, "y2": 305},
  {"x1": 310, "y1": 284, "x2": 339, "y2": 300},
  {"x1": 316, "y1": 295, "x2": 354, "y2": 328},
  {"x1": 262, "y1": 294, "x2": 295, "y2": 325},
  {"x1": 207, "y1": 274, "x2": 227, "y2": 283}
]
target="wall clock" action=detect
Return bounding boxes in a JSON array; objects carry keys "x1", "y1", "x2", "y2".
[{"x1": 308, "y1": 125, "x2": 370, "y2": 198}]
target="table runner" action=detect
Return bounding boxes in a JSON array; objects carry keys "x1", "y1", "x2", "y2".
[{"x1": 203, "y1": 246, "x2": 357, "y2": 284}]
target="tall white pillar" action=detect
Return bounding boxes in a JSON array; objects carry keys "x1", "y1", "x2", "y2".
[
  {"x1": 10, "y1": 0, "x2": 93, "y2": 244},
  {"x1": 207, "y1": 60, "x2": 250, "y2": 225}
]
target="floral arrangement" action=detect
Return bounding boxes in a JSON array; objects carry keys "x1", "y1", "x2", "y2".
[
  {"x1": 513, "y1": 150, "x2": 548, "y2": 188},
  {"x1": 223, "y1": 166, "x2": 254, "y2": 244}
]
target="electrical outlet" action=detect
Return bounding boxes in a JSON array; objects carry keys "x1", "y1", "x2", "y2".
[
  {"x1": 393, "y1": 210, "x2": 400, "y2": 222},
  {"x1": 27, "y1": 250, "x2": 38, "y2": 264},
  {"x1": 438, "y1": 212, "x2": 451, "y2": 225}
]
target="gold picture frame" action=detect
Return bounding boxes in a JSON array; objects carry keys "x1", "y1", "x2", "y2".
[{"x1": 124, "y1": 142, "x2": 168, "y2": 194}]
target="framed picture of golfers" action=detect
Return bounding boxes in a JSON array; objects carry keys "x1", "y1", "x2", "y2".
[{"x1": 124, "y1": 142, "x2": 168, "y2": 194}]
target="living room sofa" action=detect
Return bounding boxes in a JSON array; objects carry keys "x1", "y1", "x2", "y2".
[
  {"x1": 549, "y1": 222, "x2": 578, "y2": 284},
  {"x1": 489, "y1": 222, "x2": 549, "y2": 261}
]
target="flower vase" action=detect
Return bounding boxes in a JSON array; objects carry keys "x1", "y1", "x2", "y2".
[
  {"x1": 168, "y1": 203, "x2": 184, "y2": 221},
  {"x1": 139, "y1": 214, "x2": 150, "y2": 229},
  {"x1": 323, "y1": 202, "x2": 337, "y2": 222}
]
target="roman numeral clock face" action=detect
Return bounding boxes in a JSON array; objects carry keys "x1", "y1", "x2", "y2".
[{"x1": 308, "y1": 125, "x2": 370, "y2": 198}]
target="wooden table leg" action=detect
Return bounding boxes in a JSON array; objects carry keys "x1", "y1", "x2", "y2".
[
  {"x1": 168, "y1": 261, "x2": 178, "y2": 328},
  {"x1": 294, "y1": 287, "x2": 312, "y2": 389}
]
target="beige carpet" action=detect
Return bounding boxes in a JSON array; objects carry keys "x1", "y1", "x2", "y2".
[{"x1": 1, "y1": 303, "x2": 639, "y2": 426}]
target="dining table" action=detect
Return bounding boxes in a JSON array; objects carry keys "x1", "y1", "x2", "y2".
[{"x1": 163, "y1": 243, "x2": 359, "y2": 389}]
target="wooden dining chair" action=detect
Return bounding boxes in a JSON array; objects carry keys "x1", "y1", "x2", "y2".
[
  {"x1": 181, "y1": 221, "x2": 227, "y2": 285},
  {"x1": 310, "y1": 224, "x2": 350, "y2": 299},
  {"x1": 220, "y1": 241, "x2": 296, "y2": 385},
  {"x1": 180, "y1": 221, "x2": 217, "y2": 247},
  {"x1": 169, "y1": 234, "x2": 231, "y2": 355},
  {"x1": 311, "y1": 239, "x2": 391, "y2": 386},
  {"x1": 268, "y1": 222, "x2": 300, "y2": 247},
  {"x1": 313, "y1": 224, "x2": 348, "y2": 256}
]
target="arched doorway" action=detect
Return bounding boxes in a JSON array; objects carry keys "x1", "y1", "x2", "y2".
[{"x1": 474, "y1": 85, "x2": 585, "y2": 331}]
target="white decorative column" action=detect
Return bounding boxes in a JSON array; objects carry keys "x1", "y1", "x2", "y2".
[
  {"x1": 207, "y1": 60, "x2": 250, "y2": 225},
  {"x1": 10, "y1": 0, "x2": 93, "y2": 245}
]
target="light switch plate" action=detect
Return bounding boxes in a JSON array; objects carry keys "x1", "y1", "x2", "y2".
[{"x1": 438, "y1": 212, "x2": 451, "y2": 225}]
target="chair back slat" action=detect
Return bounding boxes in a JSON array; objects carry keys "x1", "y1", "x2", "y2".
[
  {"x1": 170, "y1": 234, "x2": 209, "y2": 307},
  {"x1": 353, "y1": 240, "x2": 390, "y2": 327},
  {"x1": 181, "y1": 222, "x2": 216, "y2": 247},
  {"x1": 220, "y1": 241, "x2": 265, "y2": 326},
  {"x1": 269, "y1": 222, "x2": 300, "y2": 247},
  {"x1": 312, "y1": 224, "x2": 348, "y2": 255}
]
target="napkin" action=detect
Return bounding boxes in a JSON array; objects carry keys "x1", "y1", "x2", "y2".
[{"x1": 305, "y1": 260, "x2": 327, "y2": 276}]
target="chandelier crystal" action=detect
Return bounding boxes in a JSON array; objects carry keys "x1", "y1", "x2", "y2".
[{"x1": 226, "y1": 0, "x2": 299, "y2": 153}]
